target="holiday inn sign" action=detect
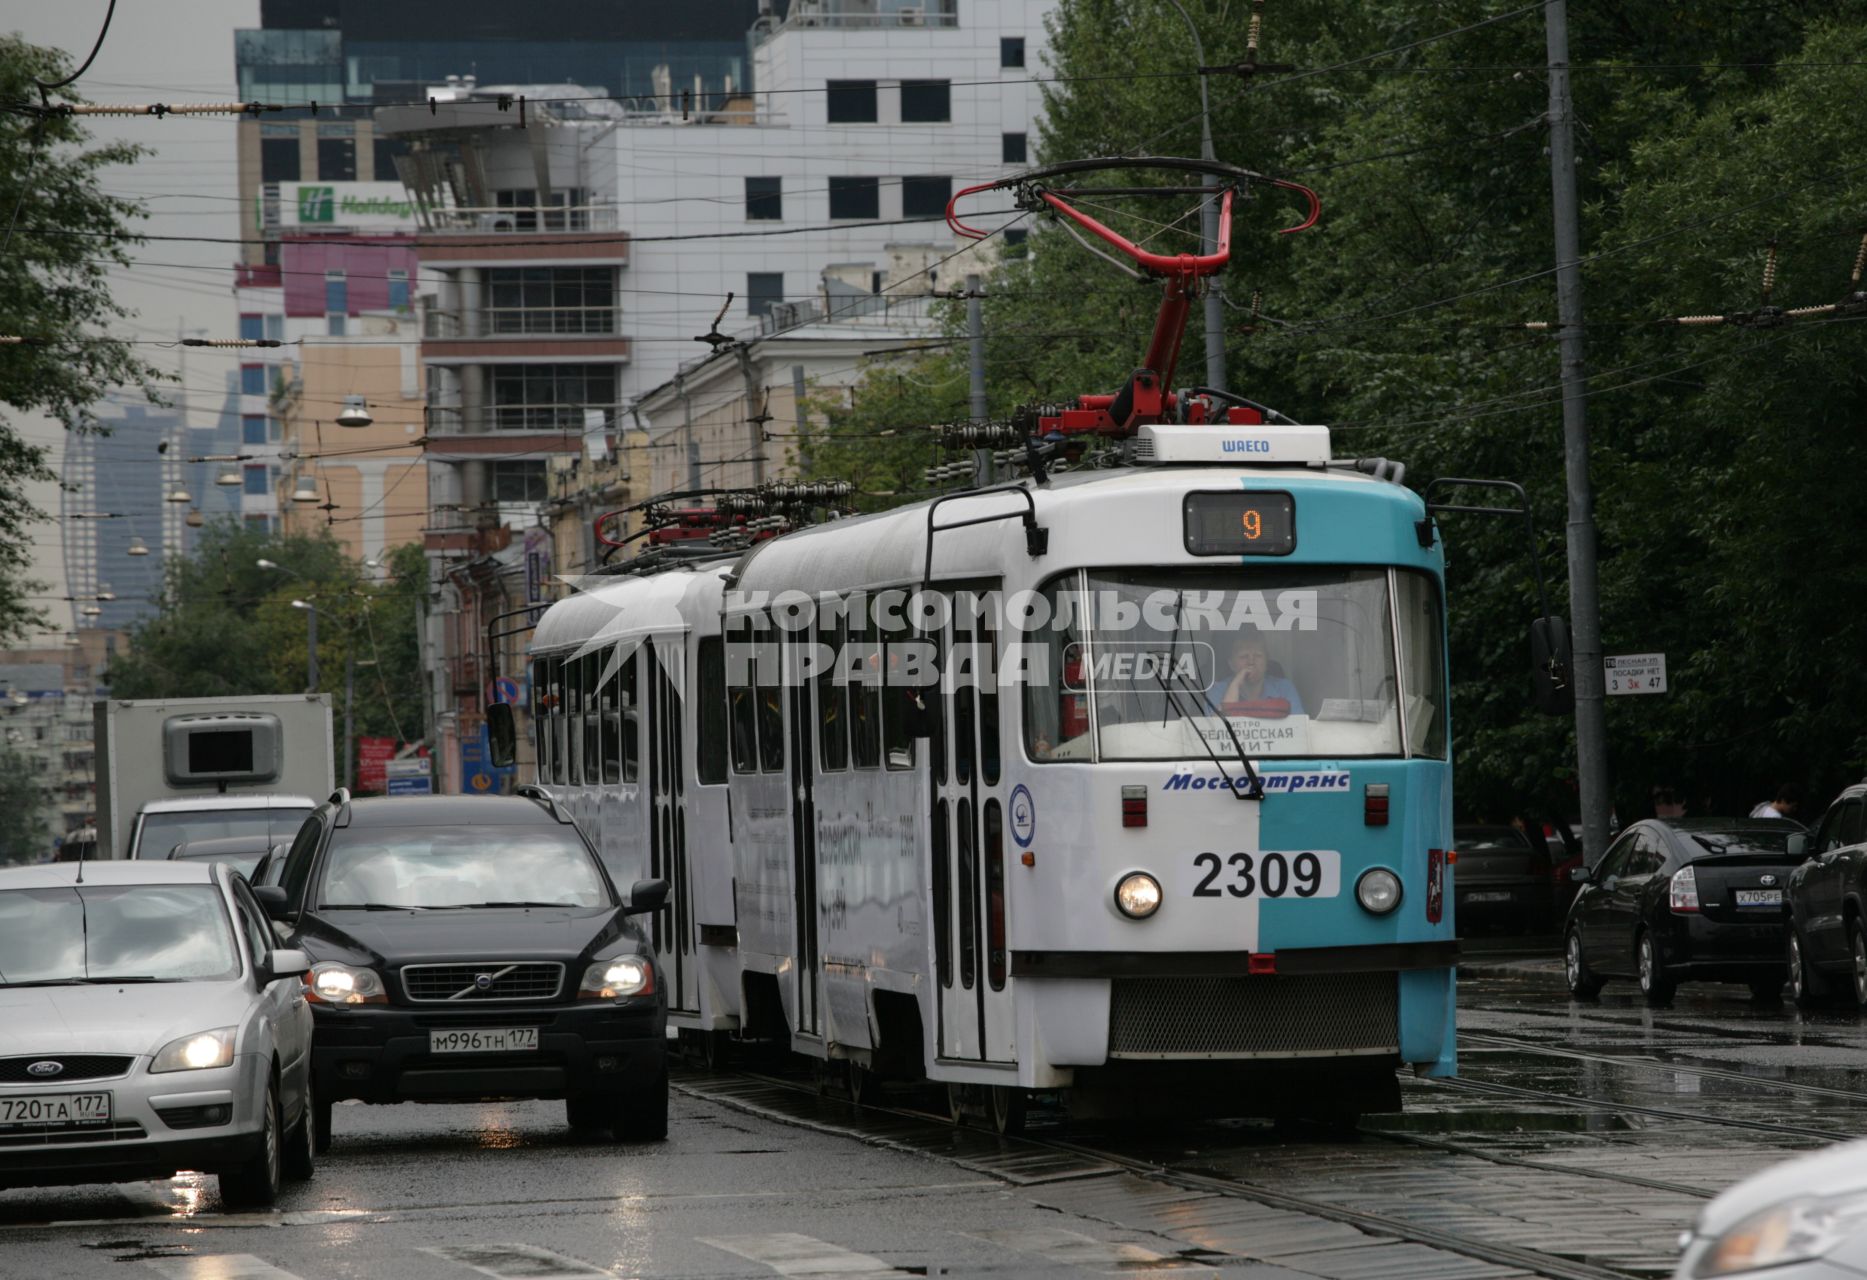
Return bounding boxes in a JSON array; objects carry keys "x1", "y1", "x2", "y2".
[{"x1": 273, "y1": 181, "x2": 419, "y2": 230}]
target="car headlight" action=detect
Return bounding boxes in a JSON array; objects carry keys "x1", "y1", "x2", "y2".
[
  {"x1": 579, "y1": 956, "x2": 654, "y2": 1000},
  {"x1": 151, "y1": 1027, "x2": 236, "y2": 1073},
  {"x1": 305, "y1": 961, "x2": 387, "y2": 1005},
  {"x1": 1356, "y1": 867, "x2": 1402, "y2": 915},
  {"x1": 1695, "y1": 1192, "x2": 1867, "y2": 1275},
  {"x1": 1114, "y1": 871, "x2": 1163, "y2": 920}
]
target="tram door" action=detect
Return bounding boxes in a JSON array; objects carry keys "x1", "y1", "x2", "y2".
[
  {"x1": 785, "y1": 629, "x2": 821, "y2": 1038},
  {"x1": 931, "y1": 583, "x2": 1014, "y2": 1063},
  {"x1": 647, "y1": 641, "x2": 696, "y2": 1014}
]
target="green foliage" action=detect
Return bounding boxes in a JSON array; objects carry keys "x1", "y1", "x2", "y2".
[
  {"x1": 107, "y1": 524, "x2": 428, "y2": 790},
  {"x1": 0, "y1": 748, "x2": 51, "y2": 865},
  {"x1": 0, "y1": 36, "x2": 162, "y2": 645},
  {"x1": 797, "y1": 0, "x2": 1867, "y2": 818}
]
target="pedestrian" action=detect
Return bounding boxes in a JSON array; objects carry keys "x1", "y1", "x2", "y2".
[
  {"x1": 1650, "y1": 785, "x2": 1686, "y2": 819},
  {"x1": 1749, "y1": 784, "x2": 1800, "y2": 820}
]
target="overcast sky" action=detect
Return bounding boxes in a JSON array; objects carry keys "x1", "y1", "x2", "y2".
[{"x1": 3, "y1": 1, "x2": 256, "y2": 640}]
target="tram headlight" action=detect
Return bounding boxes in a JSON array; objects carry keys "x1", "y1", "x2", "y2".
[
  {"x1": 1114, "y1": 871, "x2": 1163, "y2": 920},
  {"x1": 1355, "y1": 867, "x2": 1403, "y2": 915}
]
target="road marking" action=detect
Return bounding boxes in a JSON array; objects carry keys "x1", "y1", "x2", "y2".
[
  {"x1": 699, "y1": 1232, "x2": 912, "y2": 1277},
  {"x1": 422, "y1": 1243, "x2": 612, "y2": 1277},
  {"x1": 144, "y1": 1255, "x2": 305, "y2": 1280},
  {"x1": 971, "y1": 1227, "x2": 1212, "y2": 1273}
]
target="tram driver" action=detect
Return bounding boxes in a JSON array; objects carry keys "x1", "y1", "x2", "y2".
[{"x1": 1208, "y1": 634, "x2": 1306, "y2": 718}]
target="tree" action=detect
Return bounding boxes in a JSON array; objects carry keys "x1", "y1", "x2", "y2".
[
  {"x1": 797, "y1": 0, "x2": 1867, "y2": 817},
  {"x1": 0, "y1": 36, "x2": 161, "y2": 644},
  {"x1": 106, "y1": 523, "x2": 429, "y2": 791},
  {"x1": 0, "y1": 748, "x2": 52, "y2": 865}
]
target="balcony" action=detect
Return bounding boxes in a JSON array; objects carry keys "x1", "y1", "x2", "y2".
[
  {"x1": 420, "y1": 204, "x2": 621, "y2": 235},
  {"x1": 756, "y1": 0, "x2": 958, "y2": 41},
  {"x1": 422, "y1": 405, "x2": 618, "y2": 458},
  {"x1": 425, "y1": 306, "x2": 620, "y2": 339},
  {"x1": 421, "y1": 313, "x2": 629, "y2": 364}
]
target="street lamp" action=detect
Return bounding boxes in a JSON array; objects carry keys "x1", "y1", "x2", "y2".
[
  {"x1": 291, "y1": 599, "x2": 319, "y2": 693},
  {"x1": 215, "y1": 466, "x2": 242, "y2": 487},
  {"x1": 127, "y1": 536, "x2": 150, "y2": 557},
  {"x1": 1161, "y1": 0, "x2": 1226, "y2": 393},
  {"x1": 290, "y1": 475, "x2": 320, "y2": 504},
  {"x1": 336, "y1": 395, "x2": 374, "y2": 429}
]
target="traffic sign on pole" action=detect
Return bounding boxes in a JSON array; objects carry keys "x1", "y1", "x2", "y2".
[{"x1": 1604, "y1": 653, "x2": 1667, "y2": 695}]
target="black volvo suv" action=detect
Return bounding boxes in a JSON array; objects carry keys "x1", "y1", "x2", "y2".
[{"x1": 254, "y1": 787, "x2": 669, "y2": 1148}]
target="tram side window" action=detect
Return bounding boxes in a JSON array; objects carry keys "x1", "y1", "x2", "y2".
[
  {"x1": 530, "y1": 658, "x2": 552, "y2": 781},
  {"x1": 581, "y1": 652, "x2": 603, "y2": 785},
  {"x1": 695, "y1": 637, "x2": 727, "y2": 785},
  {"x1": 882, "y1": 624, "x2": 918, "y2": 770},
  {"x1": 548, "y1": 656, "x2": 569, "y2": 785},
  {"x1": 979, "y1": 606, "x2": 1001, "y2": 785},
  {"x1": 727, "y1": 617, "x2": 759, "y2": 774},
  {"x1": 756, "y1": 613, "x2": 785, "y2": 773},
  {"x1": 565, "y1": 651, "x2": 585, "y2": 785},
  {"x1": 851, "y1": 610, "x2": 882, "y2": 769},
  {"x1": 1395, "y1": 571, "x2": 1448, "y2": 760},
  {"x1": 1023, "y1": 577, "x2": 1088, "y2": 762},
  {"x1": 818, "y1": 613, "x2": 848, "y2": 772}
]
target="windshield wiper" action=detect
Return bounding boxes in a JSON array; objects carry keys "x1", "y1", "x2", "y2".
[
  {"x1": 433, "y1": 901, "x2": 580, "y2": 909},
  {"x1": 1152, "y1": 592, "x2": 1264, "y2": 800},
  {"x1": 0, "y1": 978, "x2": 87, "y2": 988},
  {"x1": 0, "y1": 976, "x2": 168, "y2": 987},
  {"x1": 80, "y1": 975, "x2": 170, "y2": 984},
  {"x1": 318, "y1": 903, "x2": 433, "y2": 912}
]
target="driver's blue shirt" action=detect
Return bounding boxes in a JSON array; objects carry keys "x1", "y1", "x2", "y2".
[{"x1": 1207, "y1": 675, "x2": 1305, "y2": 716}]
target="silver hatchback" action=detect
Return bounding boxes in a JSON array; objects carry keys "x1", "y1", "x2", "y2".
[{"x1": 0, "y1": 861, "x2": 314, "y2": 1208}]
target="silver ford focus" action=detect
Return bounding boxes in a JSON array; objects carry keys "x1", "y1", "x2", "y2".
[{"x1": 0, "y1": 860, "x2": 315, "y2": 1208}]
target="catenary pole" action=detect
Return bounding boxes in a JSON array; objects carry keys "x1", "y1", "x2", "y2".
[
  {"x1": 1544, "y1": 0, "x2": 1612, "y2": 865},
  {"x1": 1163, "y1": 0, "x2": 1225, "y2": 392},
  {"x1": 967, "y1": 273, "x2": 992, "y2": 484}
]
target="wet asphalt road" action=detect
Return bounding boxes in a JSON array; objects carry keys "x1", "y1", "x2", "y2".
[{"x1": 5, "y1": 962, "x2": 1867, "y2": 1280}]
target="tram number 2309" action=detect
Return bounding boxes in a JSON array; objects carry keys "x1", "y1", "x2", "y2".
[{"x1": 1191, "y1": 849, "x2": 1341, "y2": 900}]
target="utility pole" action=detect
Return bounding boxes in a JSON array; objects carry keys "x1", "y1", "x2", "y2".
[
  {"x1": 1544, "y1": 0, "x2": 1612, "y2": 866},
  {"x1": 791, "y1": 364, "x2": 809, "y2": 476},
  {"x1": 966, "y1": 273, "x2": 992, "y2": 484},
  {"x1": 1163, "y1": 0, "x2": 1225, "y2": 392},
  {"x1": 735, "y1": 346, "x2": 768, "y2": 486},
  {"x1": 343, "y1": 643, "x2": 355, "y2": 791}
]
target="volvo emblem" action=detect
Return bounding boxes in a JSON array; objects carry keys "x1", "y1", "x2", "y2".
[
  {"x1": 473, "y1": 973, "x2": 495, "y2": 991},
  {"x1": 26, "y1": 1060, "x2": 63, "y2": 1078},
  {"x1": 1760, "y1": 874, "x2": 1778, "y2": 887}
]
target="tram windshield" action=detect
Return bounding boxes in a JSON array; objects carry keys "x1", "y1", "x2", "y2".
[{"x1": 1022, "y1": 568, "x2": 1445, "y2": 762}]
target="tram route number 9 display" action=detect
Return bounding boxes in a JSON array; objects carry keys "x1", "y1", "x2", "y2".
[
  {"x1": 1191, "y1": 849, "x2": 1341, "y2": 899},
  {"x1": 1183, "y1": 491, "x2": 1296, "y2": 556}
]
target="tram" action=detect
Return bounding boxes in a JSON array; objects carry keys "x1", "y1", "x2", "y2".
[{"x1": 507, "y1": 158, "x2": 1467, "y2": 1129}]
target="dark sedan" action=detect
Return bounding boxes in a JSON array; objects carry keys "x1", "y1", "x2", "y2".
[
  {"x1": 1453, "y1": 824, "x2": 1554, "y2": 934},
  {"x1": 1787, "y1": 783, "x2": 1867, "y2": 1007},
  {"x1": 253, "y1": 787, "x2": 670, "y2": 1148},
  {"x1": 1564, "y1": 818, "x2": 1803, "y2": 1005}
]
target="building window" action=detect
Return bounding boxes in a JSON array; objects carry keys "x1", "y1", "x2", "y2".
[
  {"x1": 825, "y1": 80, "x2": 877, "y2": 124},
  {"x1": 745, "y1": 176, "x2": 783, "y2": 221},
  {"x1": 494, "y1": 188, "x2": 589, "y2": 231},
  {"x1": 239, "y1": 314, "x2": 263, "y2": 341},
  {"x1": 243, "y1": 465, "x2": 270, "y2": 496},
  {"x1": 899, "y1": 80, "x2": 951, "y2": 123},
  {"x1": 828, "y1": 176, "x2": 880, "y2": 220},
  {"x1": 747, "y1": 273, "x2": 784, "y2": 318},
  {"x1": 324, "y1": 270, "x2": 347, "y2": 314},
  {"x1": 327, "y1": 313, "x2": 347, "y2": 337},
  {"x1": 1001, "y1": 37, "x2": 1026, "y2": 69},
  {"x1": 1003, "y1": 227, "x2": 1030, "y2": 259},
  {"x1": 264, "y1": 315, "x2": 283, "y2": 341},
  {"x1": 372, "y1": 135, "x2": 407, "y2": 182},
  {"x1": 492, "y1": 460, "x2": 549, "y2": 503},
  {"x1": 490, "y1": 365, "x2": 618, "y2": 430},
  {"x1": 242, "y1": 414, "x2": 268, "y2": 445},
  {"x1": 1002, "y1": 131, "x2": 1028, "y2": 164},
  {"x1": 387, "y1": 269, "x2": 410, "y2": 311},
  {"x1": 901, "y1": 175, "x2": 950, "y2": 220},
  {"x1": 485, "y1": 267, "x2": 615, "y2": 334},
  {"x1": 315, "y1": 135, "x2": 356, "y2": 182},
  {"x1": 240, "y1": 364, "x2": 266, "y2": 396},
  {"x1": 260, "y1": 135, "x2": 299, "y2": 183}
]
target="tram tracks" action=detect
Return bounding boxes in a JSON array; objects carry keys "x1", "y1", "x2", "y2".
[{"x1": 681, "y1": 1067, "x2": 1641, "y2": 1280}]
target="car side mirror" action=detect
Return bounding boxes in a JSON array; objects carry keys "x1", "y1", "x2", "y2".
[
  {"x1": 1569, "y1": 864, "x2": 1592, "y2": 884},
  {"x1": 261, "y1": 948, "x2": 309, "y2": 984},
  {"x1": 1531, "y1": 616, "x2": 1574, "y2": 716},
  {"x1": 487, "y1": 701, "x2": 517, "y2": 769},
  {"x1": 624, "y1": 878, "x2": 669, "y2": 915},
  {"x1": 1788, "y1": 832, "x2": 1810, "y2": 860},
  {"x1": 253, "y1": 885, "x2": 291, "y2": 920}
]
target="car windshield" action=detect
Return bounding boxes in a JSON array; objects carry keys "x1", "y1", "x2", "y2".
[
  {"x1": 0, "y1": 885, "x2": 242, "y2": 985},
  {"x1": 173, "y1": 849, "x2": 267, "y2": 879},
  {"x1": 317, "y1": 825, "x2": 609, "y2": 910},
  {"x1": 1455, "y1": 827, "x2": 1531, "y2": 853},
  {"x1": 1023, "y1": 567, "x2": 1445, "y2": 762},
  {"x1": 137, "y1": 807, "x2": 311, "y2": 855}
]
